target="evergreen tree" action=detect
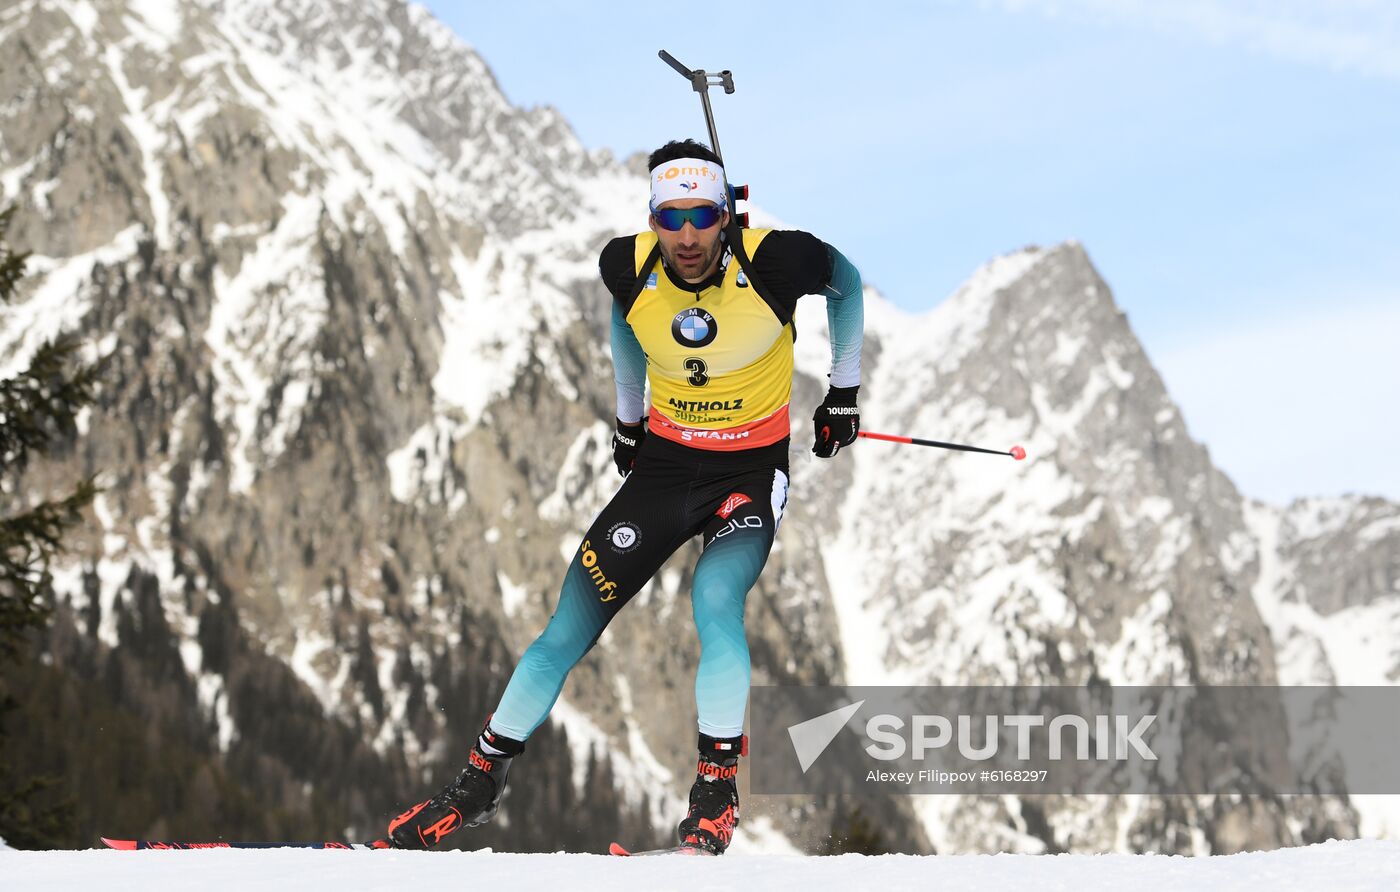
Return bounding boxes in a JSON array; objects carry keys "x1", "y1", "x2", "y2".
[{"x1": 0, "y1": 205, "x2": 100, "y2": 847}]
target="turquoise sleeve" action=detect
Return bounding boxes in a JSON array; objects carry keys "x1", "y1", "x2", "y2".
[
  {"x1": 611, "y1": 301, "x2": 647, "y2": 423},
  {"x1": 823, "y1": 246, "x2": 864, "y2": 388}
]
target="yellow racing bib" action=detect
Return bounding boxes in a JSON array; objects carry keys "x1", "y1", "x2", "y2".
[{"x1": 627, "y1": 229, "x2": 794, "y2": 450}]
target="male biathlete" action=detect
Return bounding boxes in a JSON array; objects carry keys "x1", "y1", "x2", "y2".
[{"x1": 386, "y1": 139, "x2": 864, "y2": 854}]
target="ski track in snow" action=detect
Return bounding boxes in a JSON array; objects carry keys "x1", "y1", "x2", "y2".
[{"x1": 4, "y1": 839, "x2": 1400, "y2": 891}]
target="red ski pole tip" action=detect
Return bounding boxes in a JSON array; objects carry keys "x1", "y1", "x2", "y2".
[{"x1": 1010, "y1": 446, "x2": 1027, "y2": 461}]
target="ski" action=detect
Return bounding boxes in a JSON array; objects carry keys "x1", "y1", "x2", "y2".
[
  {"x1": 101, "y1": 837, "x2": 392, "y2": 850},
  {"x1": 608, "y1": 841, "x2": 715, "y2": 857}
]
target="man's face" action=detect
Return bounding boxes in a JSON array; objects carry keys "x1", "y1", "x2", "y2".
[{"x1": 649, "y1": 198, "x2": 728, "y2": 284}]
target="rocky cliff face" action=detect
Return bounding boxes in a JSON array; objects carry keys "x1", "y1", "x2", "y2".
[{"x1": 1, "y1": 0, "x2": 1395, "y2": 854}]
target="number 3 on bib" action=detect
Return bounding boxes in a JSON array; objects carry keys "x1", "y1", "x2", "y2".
[{"x1": 684, "y1": 357, "x2": 709, "y2": 386}]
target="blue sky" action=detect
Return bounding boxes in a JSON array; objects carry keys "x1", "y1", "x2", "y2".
[{"x1": 422, "y1": 0, "x2": 1399, "y2": 504}]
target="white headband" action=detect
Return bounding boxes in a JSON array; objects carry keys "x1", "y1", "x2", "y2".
[{"x1": 649, "y1": 157, "x2": 727, "y2": 211}]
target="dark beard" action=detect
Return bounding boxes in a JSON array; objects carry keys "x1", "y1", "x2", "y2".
[{"x1": 662, "y1": 238, "x2": 726, "y2": 283}]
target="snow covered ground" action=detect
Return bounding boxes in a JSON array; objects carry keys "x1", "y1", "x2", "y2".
[{"x1": 3, "y1": 840, "x2": 1399, "y2": 891}]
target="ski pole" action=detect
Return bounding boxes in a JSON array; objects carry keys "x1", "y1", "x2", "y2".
[{"x1": 858, "y1": 431, "x2": 1027, "y2": 460}]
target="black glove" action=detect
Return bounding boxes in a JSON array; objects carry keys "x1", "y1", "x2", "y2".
[
  {"x1": 612, "y1": 417, "x2": 645, "y2": 477},
  {"x1": 812, "y1": 385, "x2": 860, "y2": 458}
]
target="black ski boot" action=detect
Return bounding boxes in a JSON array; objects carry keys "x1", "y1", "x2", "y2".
[
  {"x1": 676, "y1": 732, "x2": 745, "y2": 855},
  {"x1": 387, "y1": 721, "x2": 524, "y2": 849}
]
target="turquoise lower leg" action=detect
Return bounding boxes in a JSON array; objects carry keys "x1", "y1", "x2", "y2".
[
  {"x1": 691, "y1": 533, "x2": 768, "y2": 738},
  {"x1": 490, "y1": 560, "x2": 608, "y2": 739}
]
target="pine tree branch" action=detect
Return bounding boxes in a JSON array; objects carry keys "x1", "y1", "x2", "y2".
[
  {"x1": 0, "y1": 207, "x2": 30, "y2": 300},
  {"x1": 0, "y1": 335, "x2": 100, "y2": 474},
  {"x1": 0, "y1": 480, "x2": 98, "y2": 661},
  {"x1": 2, "y1": 205, "x2": 100, "y2": 473},
  {"x1": 0, "y1": 204, "x2": 89, "y2": 846}
]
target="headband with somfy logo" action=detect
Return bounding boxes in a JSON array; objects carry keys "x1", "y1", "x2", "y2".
[{"x1": 650, "y1": 158, "x2": 726, "y2": 211}]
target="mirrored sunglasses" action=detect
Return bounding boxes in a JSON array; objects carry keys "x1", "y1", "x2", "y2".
[{"x1": 652, "y1": 205, "x2": 724, "y2": 232}]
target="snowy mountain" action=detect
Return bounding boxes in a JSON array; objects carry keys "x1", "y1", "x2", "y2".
[
  {"x1": 2, "y1": 0, "x2": 1397, "y2": 854},
  {"x1": 1250, "y1": 496, "x2": 1400, "y2": 682}
]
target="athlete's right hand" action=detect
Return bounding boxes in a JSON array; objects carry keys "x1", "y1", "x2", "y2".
[{"x1": 613, "y1": 418, "x2": 645, "y2": 477}]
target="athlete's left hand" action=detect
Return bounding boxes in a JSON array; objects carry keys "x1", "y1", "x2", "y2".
[{"x1": 812, "y1": 385, "x2": 860, "y2": 458}]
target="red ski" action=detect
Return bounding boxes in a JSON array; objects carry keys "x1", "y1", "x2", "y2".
[
  {"x1": 608, "y1": 841, "x2": 715, "y2": 857},
  {"x1": 101, "y1": 837, "x2": 391, "y2": 850}
]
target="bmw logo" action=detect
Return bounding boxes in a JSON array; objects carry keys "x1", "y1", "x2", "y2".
[{"x1": 672, "y1": 308, "x2": 718, "y2": 348}]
